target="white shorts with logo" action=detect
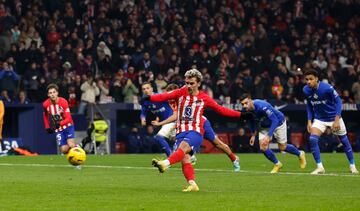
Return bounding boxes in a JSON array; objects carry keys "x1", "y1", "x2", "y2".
[
  {"x1": 259, "y1": 121, "x2": 287, "y2": 144},
  {"x1": 312, "y1": 118, "x2": 347, "y2": 136},
  {"x1": 157, "y1": 122, "x2": 176, "y2": 140}
]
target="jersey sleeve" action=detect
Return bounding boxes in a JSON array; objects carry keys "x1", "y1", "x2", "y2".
[
  {"x1": 140, "y1": 102, "x2": 148, "y2": 120},
  {"x1": 205, "y1": 95, "x2": 241, "y2": 118},
  {"x1": 306, "y1": 100, "x2": 313, "y2": 120},
  {"x1": 149, "y1": 87, "x2": 185, "y2": 102},
  {"x1": 262, "y1": 107, "x2": 279, "y2": 137},
  {"x1": 328, "y1": 86, "x2": 342, "y2": 116},
  {"x1": 303, "y1": 86, "x2": 313, "y2": 120},
  {"x1": 59, "y1": 99, "x2": 73, "y2": 126},
  {"x1": 42, "y1": 103, "x2": 50, "y2": 129}
]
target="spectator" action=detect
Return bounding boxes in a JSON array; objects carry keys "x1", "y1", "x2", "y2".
[
  {"x1": 0, "y1": 62, "x2": 20, "y2": 98},
  {"x1": 97, "y1": 79, "x2": 111, "y2": 104},
  {"x1": 23, "y1": 62, "x2": 41, "y2": 102},
  {"x1": 0, "y1": 90, "x2": 12, "y2": 104},
  {"x1": 122, "y1": 78, "x2": 139, "y2": 103},
  {"x1": 351, "y1": 75, "x2": 360, "y2": 104},
  {"x1": 142, "y1": 125, "x2": 158, "y2": 153},
  {"x1": 127, "y1": 126, "x2": 142, "y2": 153},
  {"x1": 154, "y1": 74, "x2": 167, "y2": 93},
  {"x1": 97, "y1": 41, "x2": 112, "y2": 61},
  {"x1": 13, "y1": 90, "x2": 30, "y2": 104},
  {"x1": 271, "y1": 76, "x2": 284, "y2": 101},
  {"x1": 232, "y1": 128, "x2": 253, "y2": 153},
  {"x1": 78, "y1": 75, "x2": 100, "y2": 115}
]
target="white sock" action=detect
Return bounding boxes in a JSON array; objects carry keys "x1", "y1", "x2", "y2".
[
  {"x1": 350, "y1": 164, "x2": 356, "y2": 168},
  {"x1": 317, "y1": 163, "x2": 324, "y2": 168},
  {"x1": 164, "y1": 159, "x2": 170, "y2": 166},
  {"x1": 188, "y1": 180, "x2": 196, "y2": 185}
]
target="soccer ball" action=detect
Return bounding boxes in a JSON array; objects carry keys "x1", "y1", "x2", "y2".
[{"x1": 67, "y1": 147, "x2": 87, "y2": 166}]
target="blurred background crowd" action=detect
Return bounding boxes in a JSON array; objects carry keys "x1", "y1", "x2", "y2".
[{"x1": 0, "y1": 0, "x2": 360, "y2": 112}]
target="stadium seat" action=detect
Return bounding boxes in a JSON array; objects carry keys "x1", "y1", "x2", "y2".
[{"x1": 116, "y1": 142, "x2": 126, "y2": 153}]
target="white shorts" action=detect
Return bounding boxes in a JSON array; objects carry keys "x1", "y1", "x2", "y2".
[
  {"x1": 157, "y1": 122, "x2": 176, "y2": 140},
  {"x1": 259, "y1": 121, "x2": 287, "y2": 144},
  {"x1": 312, "y1": 118, "x2": 347, "y2": 136}
]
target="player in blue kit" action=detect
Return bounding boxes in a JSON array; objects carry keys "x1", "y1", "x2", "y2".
[
  {"x1": 240, "y1": 94, "x2": 306, "y2": 173},
  {"x1": 303, "y1": 69, "x2": 358, "y2": 174},
  {"x1": 141, "y1": 82, "x2": 175, "y2": 156}
]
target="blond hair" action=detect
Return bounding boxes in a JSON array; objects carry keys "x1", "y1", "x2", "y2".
[{"x1": 184, "y1": 68, "x2": 203, "y2": 82}]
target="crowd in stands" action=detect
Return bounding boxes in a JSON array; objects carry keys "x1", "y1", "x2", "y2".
[{"x1": 0, "y1": 0, "x2": 360, "y2": 111}]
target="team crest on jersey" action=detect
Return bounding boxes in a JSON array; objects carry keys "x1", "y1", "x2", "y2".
[
  {"x1": 313, "y1": 94, "x2": 318, "y2": 99},
  {"x1": 184, "y1": 106, "x2": 192, "y2": 117}
]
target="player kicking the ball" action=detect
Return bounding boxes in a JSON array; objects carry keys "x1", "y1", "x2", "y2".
[
  {"x1": 240, "y1": 93, "x2": 306, "y2": 174},
  {"x1": 152, "y1": 84, "x2": 240, "y2": 172},
  {"x1": 43, "y1": 84, "x2": 76, "y2": 154},
  {"x1": 303, "y1": 69, "x2": 358, "y2": 174},
  {"x1": 145, "y1": 69, "x2": 241, "y2": 192}
]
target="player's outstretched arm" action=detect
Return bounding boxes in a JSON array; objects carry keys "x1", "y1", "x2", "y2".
[
  {"x1": 205, "y1": 96, "x2": 241, "y2": 118},
  {"x1": 152, "y1": 112, "x2": 177, "y2": 126},
  {"x1": 149, "y1": 87, "x2": 185, "y2": 102}
]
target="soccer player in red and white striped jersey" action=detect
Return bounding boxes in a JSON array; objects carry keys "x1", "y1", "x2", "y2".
[
  {"x1": 149, "y1": 69, "x2": 241, "y2": 192},
  {"x1": 43, "y1": 84, "x2": 76, "y2": 154}
]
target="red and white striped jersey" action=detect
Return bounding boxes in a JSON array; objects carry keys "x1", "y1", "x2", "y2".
[
  {"x1": 43, "y1": 97, "x2": 74, "y2": 132},
  {"x1": 150, "y1": 86, "x2": 241, "y2": 134}
]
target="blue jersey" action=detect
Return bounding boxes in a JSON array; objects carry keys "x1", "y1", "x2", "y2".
[
  {"x1": 247, "y1": 100, "x2": 285, "y2": 137},
  {"x1": 140, "y1": 100, "x2": 173, "y2": 122},
  {"x1": 303, "y1": 82, "x2": 342, "y2": 122}
]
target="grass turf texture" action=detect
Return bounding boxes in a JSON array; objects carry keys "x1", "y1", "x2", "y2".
[{"x1": 0, "y1": 153, "x2": 359, "y2": 210}]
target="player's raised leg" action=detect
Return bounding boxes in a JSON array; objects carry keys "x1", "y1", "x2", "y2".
[
  {"x1": 212, "y1": 136, "x2": 240, "y2": 172},
  {"x1": 203, "y1": 118, "x2": 240, "y2": 171},
  {"x1": 152, "y1": 131, "x2": 202, "y2": 191},
  {"x1": 154, "y1": 135, "x2": 172, "y2": 157}
]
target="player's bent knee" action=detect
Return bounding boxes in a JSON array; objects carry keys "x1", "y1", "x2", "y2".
[
  {"x1": 278, "y1": 143, "x2": 287, "y2": 151},
  {"x1": 182, "y1": 154, "x2": 191, "y2": 164},
  {"x1": 178, "y1": 141, "x2": 191, "y2": 153},
  {"x1": 60, "y1": 145, "x2": 70, "y2": 154}
]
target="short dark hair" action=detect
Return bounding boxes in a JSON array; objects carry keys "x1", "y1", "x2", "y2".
[
  {"x1": 240, "y1": 93, "x2": 251, "y2": 101},
  {"x1": 46, "y1": 84, "x2": 59, "y2": 92},
  {"x1": 165, "y1": 83, "x2": 179, "y2": 91},
  {"x1": 303, "y1": 69, "x2": 319, "y2": 77}
]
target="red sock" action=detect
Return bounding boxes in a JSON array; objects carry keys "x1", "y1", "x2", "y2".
[
  {"x1": 168, "y1": 149, "x2": 185, "y2": 165},
  {"x1": 228, "y1": 153, "x2": 237, "y2": 162},
  {"x1": 182, "y1": 163, "x2": 195, "y2": 181}
]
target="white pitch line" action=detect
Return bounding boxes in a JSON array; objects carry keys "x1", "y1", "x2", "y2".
[{"x1": 0, "y1": 163, "x2": 358, "y2": 177}]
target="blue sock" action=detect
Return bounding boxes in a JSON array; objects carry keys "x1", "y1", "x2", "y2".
[
  {"x1": 285, "y1": 144, "x2": 301, "y2": 156},
  {"x1": 309, "y1": 135, "x2": 321, "y2": 164},
  {"x1": 263, "y1": 149, "x2": 279, "y2": 164},
  {"x1": 155, "y1": 135, "x2": 172, "y2": 157},
  {"x1": 339, "y1": 135, "x2": 355, "y2": 165}
]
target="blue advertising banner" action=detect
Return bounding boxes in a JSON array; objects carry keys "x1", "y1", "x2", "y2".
[{"x1": 0, "y1": 138, "x2": 23, "y2": 154}]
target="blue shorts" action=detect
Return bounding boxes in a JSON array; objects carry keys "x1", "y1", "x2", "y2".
[
  {"x1": 174, "y1": 131, "x2": 203, "y2": 154},
  {"x1": 55, "y1": 125, "x2": 75, "y2": 147},
  {"x1": 203, "y1": 119, "x2": 216, "y2": 142}
]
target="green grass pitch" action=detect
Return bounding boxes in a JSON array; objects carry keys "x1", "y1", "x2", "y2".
[{"x1": 0, "y1": 153, "x2": 359, "y2": 210}]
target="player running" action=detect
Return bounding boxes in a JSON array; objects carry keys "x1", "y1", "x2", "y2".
[
  {"x1": 303, "y1": 69, "x2": 358, "y2": 174},
  {"x1": 152, "y1": 83, "x2": 240, "y2": 172},
  {"x1": 140, "y1": 82, "x2": 175, "y2": 157},
  {"x1": 145, "y1": 69, "x2": 241, "y2": 192},
  {"x1": 43, "y1": 84, "x2": 76, "y2": 154},
  {"x1": 240, "y1": 93, "x2": 306, "y2": 174}
]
